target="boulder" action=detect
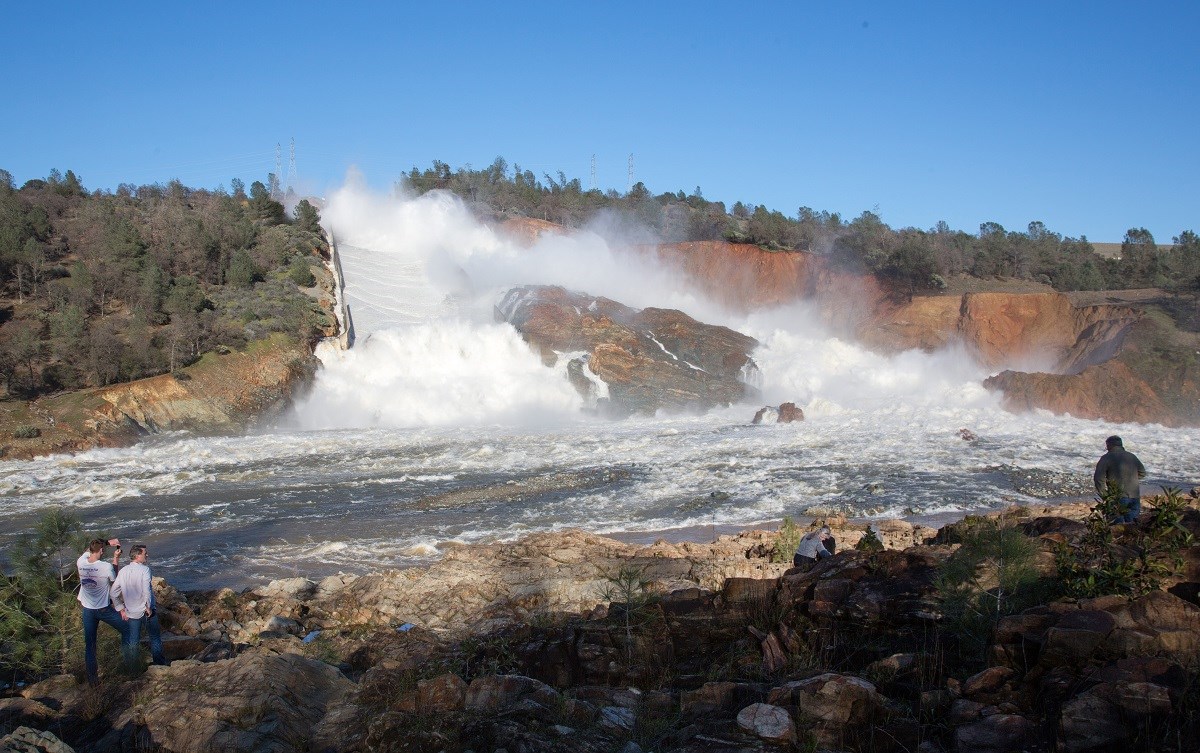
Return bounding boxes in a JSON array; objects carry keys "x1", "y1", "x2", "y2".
[
  {"x1": 769, "y1": 672, "x2": 881, "y2": 727},
  {"x1": 752, "y1": 403, "x2": 804, "y2": 424},
  {"x1": 1058, "y1": 689, "x2": 1128, "y2": 753},
  {"x1": 464, "y1": 674, "x2": 561, "y2": 715},
  {"x1": 953, "y1": 713, "x2": 1039, "y2": 753},
  {"x1": 961, "y1": 666, "x2": 1015, "y2": 698},
  {"x1": 0, "y1": 727, "x2": 75, "y2": 753},
  {"x1": 97, "y1": 651, "x2": 354, "y2": 752},
  {"x1": 256, "y1": 578, "x2": 317, "y2": 602},
  {"x1": 736, "y1": 703, "x2": 796, "y2": 744},
  {"x1": 777, "y1": 402, "x2": 804, "y2": 423},
  {"x1": 263, "y1": 615, "x2": 304, "y2": 636},
  {"x1": 416, "y1": 673, "x2": 467, "y2": 712},
  {"x1": 681, "y1": 682, "x2": 762, "y2": 717},
  {"x1": 497, "y1": 285, "x2": 759, "y2": 415}
]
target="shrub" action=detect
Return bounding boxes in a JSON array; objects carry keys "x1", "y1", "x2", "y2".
[
  {"x1": 771, "y1": 517, "x2": 803, "y2": 563},
  {"x1": 13, "y1": 425, "x2": 41, "y2": 439},
  {"x1": 0, "y1": 508, "x2": 100, "y2": 681},
  {"x1": 935, "y1": 517, "x2": 1039, "y2": 663},
  {"x1": 287, "y1": 255, "x2": 316, "y2": 288},
  {"x1": 855, "y1": 526, "x2": 884, "y2": 552},
  {"x1": 1056, "y1": 486, "x2": 1194, "y2": 598}
]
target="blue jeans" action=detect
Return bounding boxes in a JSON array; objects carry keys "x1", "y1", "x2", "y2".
[
  {"x1": 82, "y1": 605, "x2": 127, "y2": 684},
  {"x1": 1116, "y1": 497, "x2": 1141, "y2": 524},
  {"x1": 122, "y1": 611, "x2": 167, "y2": 670}
]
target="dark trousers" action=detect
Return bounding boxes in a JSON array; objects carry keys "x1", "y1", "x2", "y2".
[
  {"x1": 1116, "y1": 497, "x2": 1141, "y2": 524},
  {"x1": 82, "y1": 605, "x2": 127, "y2": 684},
  {"x1": 122, "y1": 611, "x2": 167, "y2": 670},
  {"x1": 793, "y1": 554, "x2": 817, "y2": 568}
]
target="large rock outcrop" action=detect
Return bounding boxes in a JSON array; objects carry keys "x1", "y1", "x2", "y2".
[
  {"x1": 862, "y1": 292, "x2": 1141, "y2": 371},
  {"x1": 497, "y1": 285, "x2": 759, "y2": 416},
  {"x1": 95, "y1": 336, "x2": 318, "y2": 434},
  {"x1": 645, "y1": 239, "x2": 1197, "y2": 425},
  {"x1": 0, "y1": 336, "x2": 320, "y2": 460}
]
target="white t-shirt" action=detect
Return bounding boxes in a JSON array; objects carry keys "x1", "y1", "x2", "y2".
[
  {"x1": 110, "y1": 561, "x2": 153, "y2": 619},
  {"x1": 76, "y1": 553, "x2": 116, "y2": 610}
]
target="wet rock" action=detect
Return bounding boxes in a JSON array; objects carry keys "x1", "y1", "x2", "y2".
[
  {"x1": 752, "y1": 403, "x2": 804, "y2": 424},
  {"x1": 499, "y1": 285, "x2": 759, "y2": 416}
]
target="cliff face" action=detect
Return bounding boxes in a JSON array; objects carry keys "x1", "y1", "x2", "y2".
[
  {"x1": 95, "y1": 336, "x2": 319, "y2": 433},
  {"x1": 644, "y1": 239, "x2": 1193, "y2": 425},
  {"x1": 651, "y1": 242, "x2": 822, "y2": 309},
  {"x1": 863, "y1": 292, "x2": 1141, "y2": 372},
  {"x1": 0, "y1": 336, "x2": 320, "y2": 460}
]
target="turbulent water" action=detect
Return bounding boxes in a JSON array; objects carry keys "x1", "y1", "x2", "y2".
[{"x1": 1, "y1": 181, "x2": 1197, "y2": 590}]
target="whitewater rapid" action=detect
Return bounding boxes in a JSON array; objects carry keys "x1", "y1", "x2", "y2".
[{"x1": 0, "y1": 182, "x2": 1196, "y2": 589}]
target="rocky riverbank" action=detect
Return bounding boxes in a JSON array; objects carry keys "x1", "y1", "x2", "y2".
[{"x1": 3, "y1": 493, "x2": 1199, "y2": 752}]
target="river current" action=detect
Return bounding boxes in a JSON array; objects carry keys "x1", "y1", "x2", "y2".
[{"x1": 2, "y1": 183, "x2": 1196, "y2": 589}]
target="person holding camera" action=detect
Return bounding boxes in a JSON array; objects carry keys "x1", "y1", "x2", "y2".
[
  {"x1": 109, "y1": 544, "x2": 167, "y2": 670},
  {"x1": 76, "y1": 537, "x2": 124, "y2": 685}
]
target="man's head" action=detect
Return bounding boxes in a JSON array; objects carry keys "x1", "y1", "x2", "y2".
[
  {"x1": 87, "y1": 539, "x2": 106, "y2": 555},
  {"x1": 129, "y1": 544, "x2": 148, "y2": 563},
  {"x1": 1106, "y1": 435, "x2": 1124, "y2": 450}
]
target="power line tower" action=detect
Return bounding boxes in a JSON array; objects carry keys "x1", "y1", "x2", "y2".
[
  {"x1": 627, "y1": 153, "x2": 634, "y2": 194},
  {"x1": 273, "y1": 143, "x2": 283, "y2": 200},
  {"x1": 287, "y1": 137, "x2": 298, "y2": 196},
  {"x1": 590, "y1": 154, "x2": 596, "y2": 192}
]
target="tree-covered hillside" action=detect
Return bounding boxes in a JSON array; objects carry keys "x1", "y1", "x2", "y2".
[
  {"x1": 405, "y1": 157, "x2": 1200, "y2": 298},
  {"x1": 0, "y1": 169, "x2": 331, "y2": 399}
]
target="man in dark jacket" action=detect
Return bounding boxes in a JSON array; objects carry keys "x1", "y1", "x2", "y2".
[{"x1": 1094, "y1": 435, "x2": 1147, "y2": 524}]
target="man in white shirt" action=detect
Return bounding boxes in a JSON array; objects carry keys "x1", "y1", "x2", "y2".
[
  {"x1": 109, "y1": 544, "x2": 167, "y2": 669},
  {"x1": 76, "y1": 537, "x2": 124, "y2": 685}
]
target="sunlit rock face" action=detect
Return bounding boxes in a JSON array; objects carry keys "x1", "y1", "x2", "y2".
[
  {"x1": 640, "y1": 237, "x2": 1192, "y2": 425},
  {"x1": 985, "y1": 361, "x2": 1171, "y2": 426},
  {"x1": 497, "y1": 285, "x2": 759, "y2": 416}
]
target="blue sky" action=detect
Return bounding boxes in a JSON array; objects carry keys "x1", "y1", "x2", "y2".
[{"x1": 4, "y1": 2, "x2": 1197, "y2": 242}]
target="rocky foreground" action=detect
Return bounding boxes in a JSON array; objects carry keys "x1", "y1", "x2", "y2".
[{"x1": 3, "y1": 498, "x2": 1200, "y2": 753}]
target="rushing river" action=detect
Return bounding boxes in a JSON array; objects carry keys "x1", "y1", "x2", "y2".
[{"x1": 1, "y1": 182, "x2": 1196, "y2": 590}]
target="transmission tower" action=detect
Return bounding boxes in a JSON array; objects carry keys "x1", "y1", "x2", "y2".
[
  {"x1": 287, "y1": 137, "x2": 298, "y2": 195},
  {"x1": 590, "y1": 154, "x2": 596, "y2": 191},
  {"x1": 273, "y1": 143, "x2": 283, "y2": 200},
  {"x1": 627, "y1": 153, "x2": 634, "y2": 194}
]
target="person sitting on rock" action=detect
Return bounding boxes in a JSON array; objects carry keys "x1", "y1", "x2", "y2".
[
  {"x1": 793, "y1": 526, "x2": 834, "y2": 568},
  {"x1": 1094, "y1": 435, "x2": 1147, "y2": 524}
]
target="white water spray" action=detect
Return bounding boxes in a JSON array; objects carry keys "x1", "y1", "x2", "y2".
[{"x1": 296, "y1": 175, "x2": 1006, "y2": 429}]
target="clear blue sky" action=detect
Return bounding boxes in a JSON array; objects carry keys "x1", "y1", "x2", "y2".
[{"x1": 4, "y1": 2, "x2": 1197, "y2": 243}]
